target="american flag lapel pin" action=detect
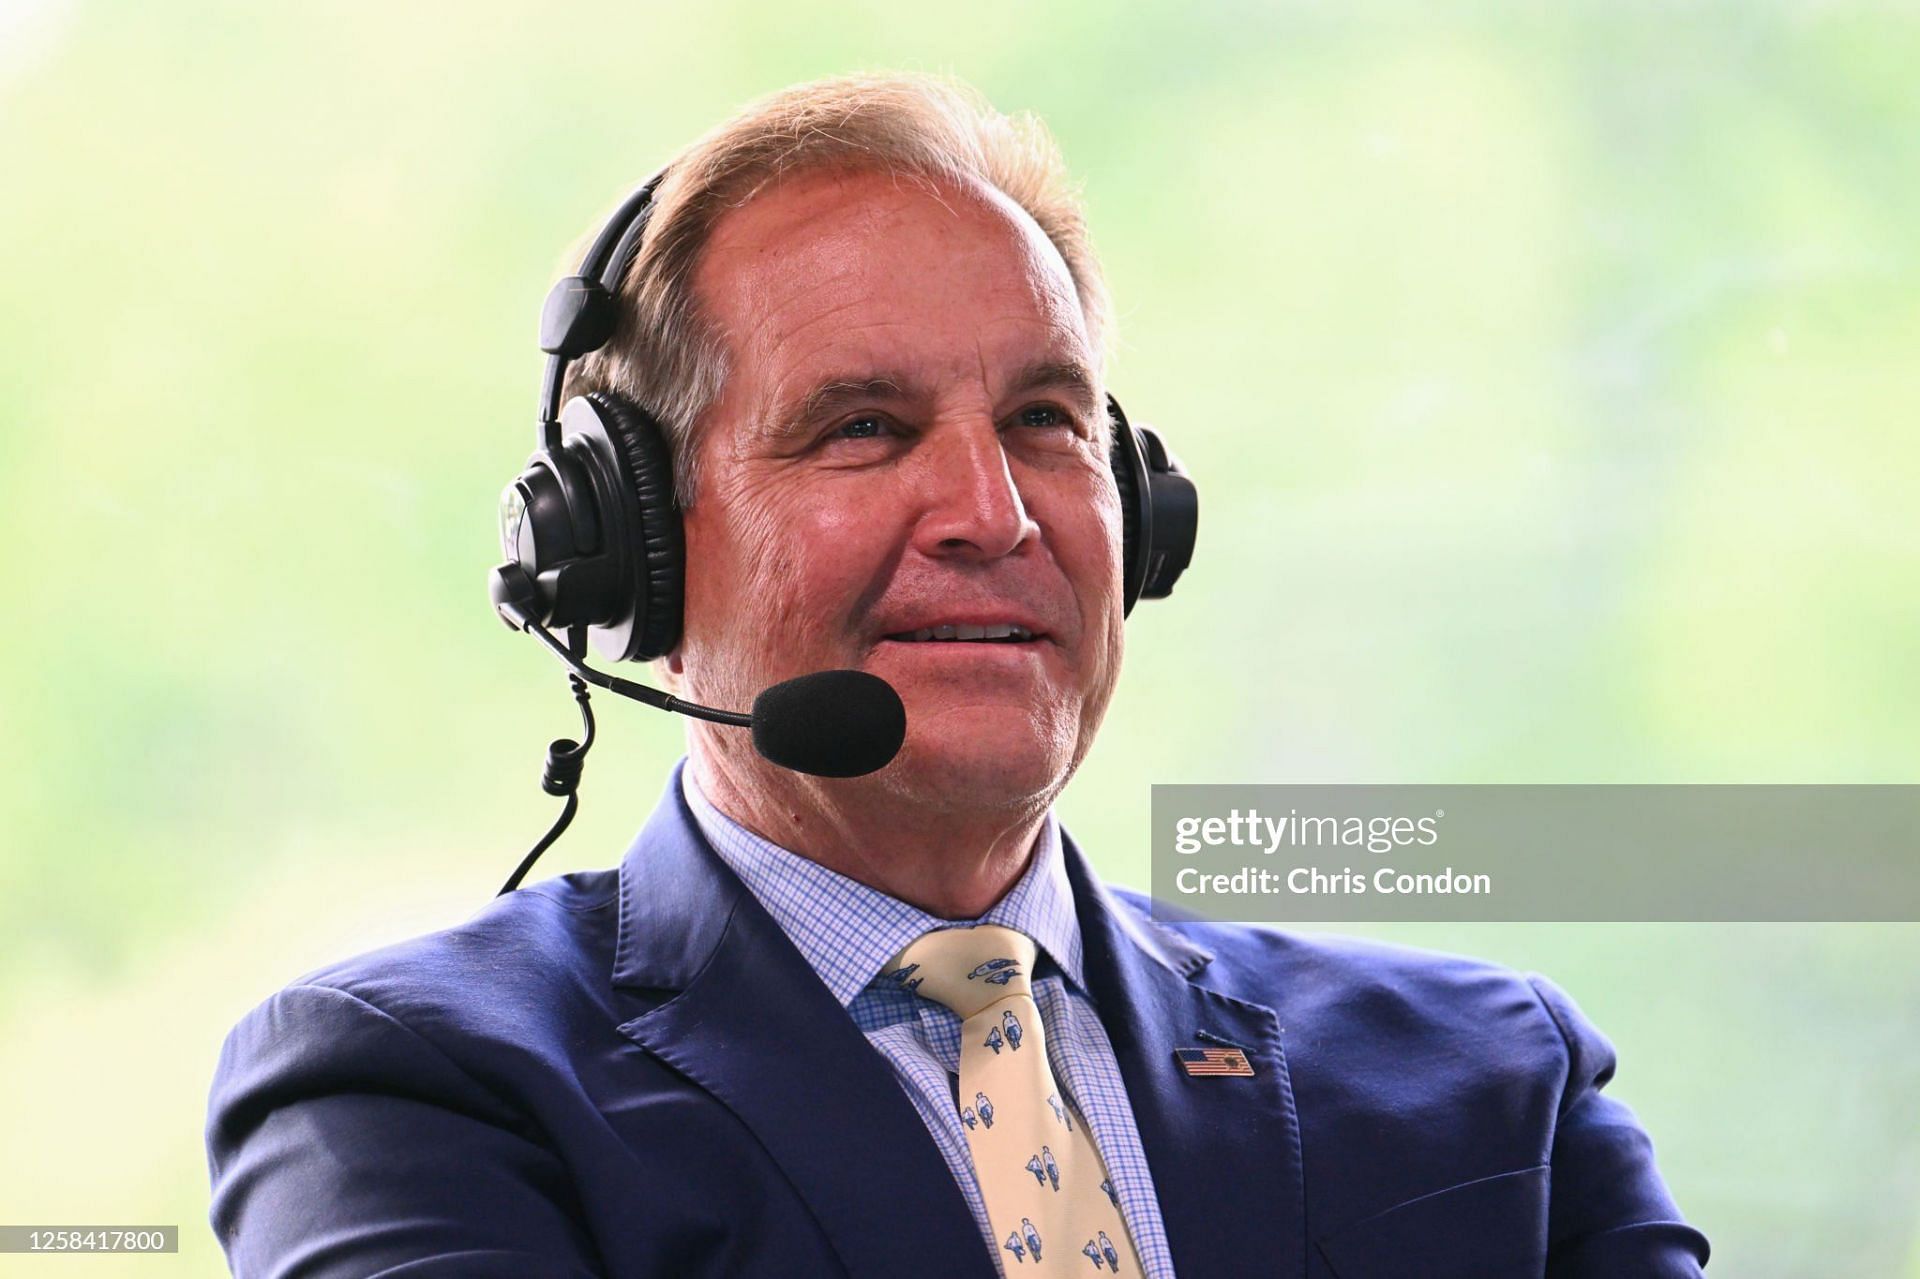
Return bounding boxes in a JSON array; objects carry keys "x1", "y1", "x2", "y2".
[{"x1": 1174, "y1": 1044, "x2": 1256, "y2": 1078}]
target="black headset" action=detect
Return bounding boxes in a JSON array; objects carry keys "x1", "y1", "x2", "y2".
[{"x1": 488, "y1": 169, "x2": 1198, "y2": 662}]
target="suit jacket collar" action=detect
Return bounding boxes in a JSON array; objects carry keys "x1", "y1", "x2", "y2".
[
  {"x1": 608, "y1": 763, "x2": 1209, "y2": 996},
  {"x1": 676, "y1": 762, "x2": 1089, "y2": 1005},
  {"x1": 610, "y1": 764, "x2": 1307, "y2": 1278},
  {"x1": 609, "y1": 763, "x2": 745, "y2": 993}
]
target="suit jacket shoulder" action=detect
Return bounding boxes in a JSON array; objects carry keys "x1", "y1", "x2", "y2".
[
  {"x1": 284, "y1": 868, "x2": 626, "y2": 1056},
  {"x1": 1113, "y1": 887, "x2": 1574, "y2": 1068},
  {"x1": 206, "y1": 869, "x2": 656, "y2": 1279},
  {"x1": 1107, "y1": 890, "x2": 1709, "y2": 1277}
]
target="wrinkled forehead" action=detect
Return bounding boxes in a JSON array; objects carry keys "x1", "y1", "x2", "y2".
[{"x1": 692, "y1": 167, "x2": 1095, "y2": 386}]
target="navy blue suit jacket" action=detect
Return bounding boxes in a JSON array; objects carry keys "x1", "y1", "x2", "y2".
[{"x1": 207, "y1": 770, "x2": 1710, "y2": 1276}]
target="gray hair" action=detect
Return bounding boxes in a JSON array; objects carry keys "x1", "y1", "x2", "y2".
[{"x1": 558, "y1": 71, "x2": 1113, "y2": 503}]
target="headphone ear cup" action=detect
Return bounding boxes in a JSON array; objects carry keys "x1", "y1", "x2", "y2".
[
  {"x1": 585, "y1": 390, "x2": 684, "y2": 661},
  {"x1": 1107, "y1": 395, "x2": 1148, "y2": 617}
]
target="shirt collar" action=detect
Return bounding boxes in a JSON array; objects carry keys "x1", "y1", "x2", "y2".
[{"x1": 680, "y1": 761, "x2": 1086, "y2": 1007}]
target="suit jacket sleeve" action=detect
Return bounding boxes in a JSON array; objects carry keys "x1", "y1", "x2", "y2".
[
  {"x1": 1527, "y1": 973, "x2": 1711, "y2": 1277},
  {"x1": 206, "y1": 983, "x2": 604, "y2": 1279}
]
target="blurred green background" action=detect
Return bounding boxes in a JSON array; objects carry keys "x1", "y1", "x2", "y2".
[{"x1": 2, "y1": 0, "x2": 1917, "y2": 1274}]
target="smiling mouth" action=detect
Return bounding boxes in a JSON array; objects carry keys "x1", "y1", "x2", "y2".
[{"x1": 882, "y1": 623, "x2": 1039, "y2": 644}]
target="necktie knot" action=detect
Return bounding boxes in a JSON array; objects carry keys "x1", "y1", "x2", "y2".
[{"x1": 883, "y1": 924, "x2": 1038, "y2": 1019}]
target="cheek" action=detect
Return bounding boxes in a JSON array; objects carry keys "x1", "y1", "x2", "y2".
[
  {"x1": 1049, "y1": 475, "x2": 1127, "y2": 604},
  {"x1": 683, "y1": 492, "x2": 780, "y2": 639},
  {"x1": 685, "y1": 479, "x2": 889, "y2": 640},
  {"x1": 1081, "y1": 485, "x2": 1131, "y2": 673},
  {"x1": 1096, "y1": 485, "x2": 1127, "y2": 580},
  {"x1": 781, "y1": 494, "x2": 911, "y2": 634}
]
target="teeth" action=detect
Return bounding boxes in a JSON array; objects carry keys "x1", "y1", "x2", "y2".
[{"x1": 896, "y1": 623, "x2": 1034, "y2": 643}]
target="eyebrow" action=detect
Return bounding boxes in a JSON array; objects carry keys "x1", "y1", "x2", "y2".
[
  {"x1": 763, "y1": 357, "x2": 1101, "y2": 441},
  {"x1": 766, "y1": 375, "x2": 912, "y2": 441},
  {"x1": 1005, "y1": 358, "x2": 1101, "y2": 418}
]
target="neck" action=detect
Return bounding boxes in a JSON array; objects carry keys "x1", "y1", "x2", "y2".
[{"x1": 688, "y1": 741, "x2": 1051, "y2": 920}]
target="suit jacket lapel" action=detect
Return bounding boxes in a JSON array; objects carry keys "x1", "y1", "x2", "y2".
[
  {"x1": 609, "y1": 769, "x2": 995, "y2": 1279},
  {"x1": 1064, "y1": 831, "x2": 1309, "y2": 1278}
]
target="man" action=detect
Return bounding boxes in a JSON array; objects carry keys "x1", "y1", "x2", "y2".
[{"x1": 206, "y1": 74, "x2": 1711, "y2": 1276}]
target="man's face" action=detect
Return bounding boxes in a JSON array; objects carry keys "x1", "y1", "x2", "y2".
[{"x1": 672, "y1": 167, "x2": 1125, "y2": 810}]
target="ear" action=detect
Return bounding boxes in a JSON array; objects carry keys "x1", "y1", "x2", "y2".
[{"x1": 653, "y1": 650, "x2": 685, "y2": 686}]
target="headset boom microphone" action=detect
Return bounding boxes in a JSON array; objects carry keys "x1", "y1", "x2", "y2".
[
  {"x1": 490, "y1": 567, "x2": 906, "y2": 778},
  {"x1": 486, "y1": 564, "x2": 906, "y2": 895}
]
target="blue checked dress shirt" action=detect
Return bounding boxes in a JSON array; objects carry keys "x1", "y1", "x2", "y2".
[{"x1": 681, "y1": 765, "x2": 1176, "y2": 1278}]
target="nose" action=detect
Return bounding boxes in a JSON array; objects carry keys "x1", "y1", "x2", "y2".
[{"x1": 911, "y1": 418, "x2": 1038, "y2": 562}]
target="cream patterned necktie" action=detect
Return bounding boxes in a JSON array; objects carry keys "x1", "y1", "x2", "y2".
[{"x1": 885, "y1": 925, "x2": 1143, "y2": 1274}]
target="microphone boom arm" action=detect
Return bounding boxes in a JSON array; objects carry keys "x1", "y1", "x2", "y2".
[{"x1": 519, "y1": 616, "x2": 753, "y2": 727}]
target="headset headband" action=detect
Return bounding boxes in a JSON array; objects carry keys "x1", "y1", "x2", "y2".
[{"x1": 533, "y1": 168, "x2": 671, "y2": 441}]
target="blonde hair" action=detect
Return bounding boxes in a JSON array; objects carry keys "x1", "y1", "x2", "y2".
[{"x1": 559, "y1": 72, "x2": 1112, "y2": 502}]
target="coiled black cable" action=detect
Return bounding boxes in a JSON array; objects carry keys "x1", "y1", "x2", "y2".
[{"x1": 496, "y1": 672, "x2": 596, "y2": 896}]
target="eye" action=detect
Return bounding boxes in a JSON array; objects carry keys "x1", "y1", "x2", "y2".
[
  {"x1": 1015, "y1": 405, "x2": 1073, "y2": 430},
  {"x1": 831, "y1": 415, "x2": 889, "y2": 440}
]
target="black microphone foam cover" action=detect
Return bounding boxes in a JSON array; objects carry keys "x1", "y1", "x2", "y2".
[{"x1": 751, "y1": 670, "x2": 907, "y2": 778}]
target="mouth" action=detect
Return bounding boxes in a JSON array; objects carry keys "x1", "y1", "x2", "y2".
[{"x1": 881, "y1": 622, "x2": 1043, "y2": 645}]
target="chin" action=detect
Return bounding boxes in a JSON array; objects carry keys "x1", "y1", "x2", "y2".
[{"x1": 882, "y1": 705, "x2": 1074, "y2": 812}]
